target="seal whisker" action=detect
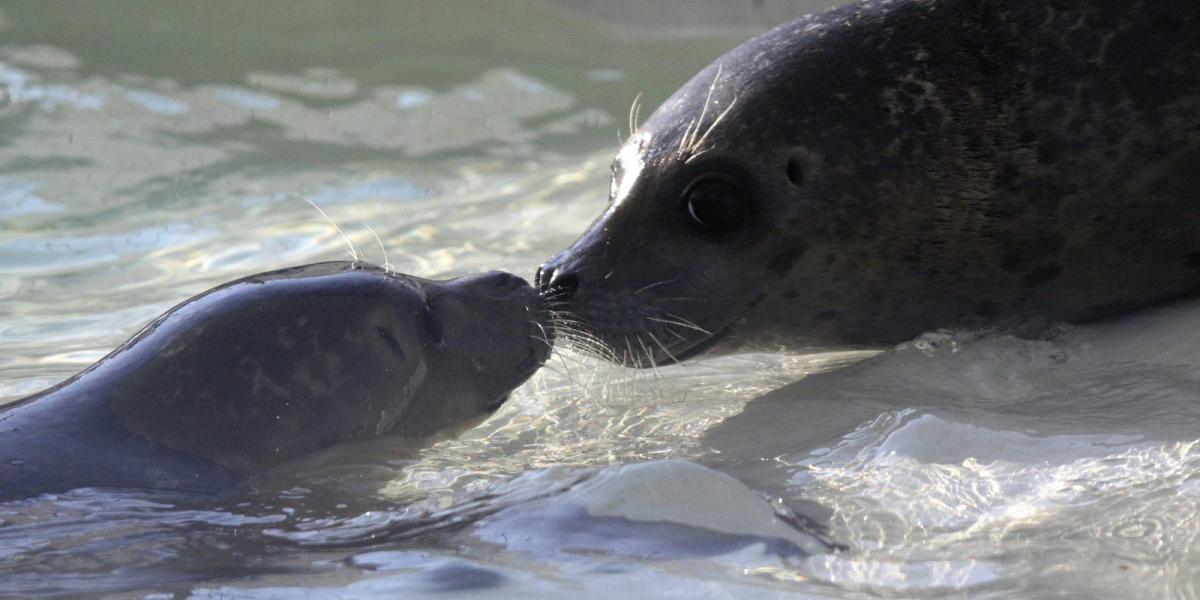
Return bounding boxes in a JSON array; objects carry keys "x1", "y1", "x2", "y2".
[
  {"x1": 686, "y1": 63, "x2": 723, "y2": 156},
  {"x1": 549, "y1": 319, "x2": 608, "y2": 346},
  {"x1": 676, "y1": 117, "x2": 699, "y2": 159},
  {"x1": 632, "y1": 278, "x2": 677, "y2": 296},
  {"x1": 530, "y1": 320, "x2": 554, "y2": 353},
  {"x1": 550, "y1": 324, "x2": 617, "y2": 363},
  {"x1": 649, "y1": 315, "x2": 712, "y2": 336},
  {"x1": 560, "y1": 336, "x2": 615, "y2": 363},
  {"x1": 548, "y1": 348, "x2": 578, "y2": 390},
  {"x1": 646, "y1": 331, "x2": 682, "y2": 365},
  {"x1": 663, "y1": 312, "x2": 713, "y2": 336},
  {"x1": 682, "y1": 148, "x2": 712, "y2": 165},
  {"x1": 546, "y1": 311, "x2": 589, "y2": 326},
  {"x1": 360, "y1": 222, "x2": 393, "y2": 274},
  {"x1": 623, "y1": 336, "x2": 642, "y2": 370},
  {"x1": 689, "y1": 96, "x2": 737, "y2": 158},
  {"x1": 605, "y1": 357, "x2": 623, "y2": 395},
  {"x1": 628, "y1": 92, "x2": 644, "y2": 139},
  {"x1": 291, "y1": 192, "x2": 360, "y2": 263},
  {"x1": 636, "y1": 334, "x2": 668, "y2": 400},
  {"x1": 549, "y1": 321, "x2": 608, "y2": 346}
]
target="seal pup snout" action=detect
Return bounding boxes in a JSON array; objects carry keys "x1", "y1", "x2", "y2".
[{"x1": 418, "y1": 271, "x2": 552, "y2": 411}]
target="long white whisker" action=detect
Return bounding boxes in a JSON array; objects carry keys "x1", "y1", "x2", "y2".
[
  {"x1": 632, "y1": 278, "x2": 677, "y2": 296},
  {"x1": 689, "y1": 96, "x2": 738, "y2": 157},
  {"x1": 360, "y1": 222, "x2": 392, "y2": 274},
  {"x1": 663, "y1": 312, "x2": 713, "y2": 336},
  {"x1": 677, "y1": 117, "x2": 699, "y2": 158},
  {"x1": 688, "y1": 63, "x2": 723, "y2": 155},
  {"x1": 623, "y1": 336, "x2": 643, "y2": 371},
  {"x1": 628, "y1": 92, "x2": 644, "y2": 139},
  {"x1": 647, "y1": 331, "x2": 682, "y2": 366},
  {"x1": 292, "y1": 192, "x2": 359, "y2": 262},
  {"x1": 637, "y1": 334, "x2": 665, "y2": 399},
  {"x1": 648, "y1": 316, "x2": 711, "y2": 335}
]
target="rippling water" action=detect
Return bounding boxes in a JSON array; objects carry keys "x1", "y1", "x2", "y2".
[{"x1": 2, "y1": 2, "x2": 1198, "y2": 598}]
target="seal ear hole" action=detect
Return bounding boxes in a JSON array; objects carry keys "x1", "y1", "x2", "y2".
[
  {"x1": 421, "y1": 305, "x2": 445, "y2": 346},
  {"x1": 786, "y1": 156, "x2": 803, "y2": 187},
  {"x1": 376, "y1": 327, "x2": 405, "y2": 358}
]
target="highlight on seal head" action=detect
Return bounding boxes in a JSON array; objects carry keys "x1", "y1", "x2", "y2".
[{"x1": 538, "y1": 0, "x2": 1200, "y2": 367}]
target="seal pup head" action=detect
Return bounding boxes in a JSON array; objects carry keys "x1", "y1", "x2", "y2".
[{"x1": 106, "y1": 262, "x2": 551, "y2": 474}]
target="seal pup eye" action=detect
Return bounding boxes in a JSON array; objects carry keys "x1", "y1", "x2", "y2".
[{"x1": 681, "y1": 173, "x2": 745, "y2": 233}]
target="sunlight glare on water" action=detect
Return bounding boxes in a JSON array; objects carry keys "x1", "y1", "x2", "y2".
[{"x1": 1, "y1": 2, "x2": 1198, "y2": 598}]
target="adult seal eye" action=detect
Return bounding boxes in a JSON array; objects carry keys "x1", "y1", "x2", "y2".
[{"x1": 682, "y1": 174, "x2": 745, "y2": 233}]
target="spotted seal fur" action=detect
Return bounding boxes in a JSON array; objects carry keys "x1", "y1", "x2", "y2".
[{"x1": 537, "y1": 0, "x2": 1200, "y2": 364}]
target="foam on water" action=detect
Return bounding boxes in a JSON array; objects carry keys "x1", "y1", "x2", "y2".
[{"x1": 705, "y1": 298, "x2": 1200, "y2": 596}]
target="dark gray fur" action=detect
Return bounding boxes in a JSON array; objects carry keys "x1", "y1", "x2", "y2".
[
  {"x1": 539, "y1": 0, "x2": 1200, "y2": 363},
  {"x1": 0, "y1": 263, "x2": 548, "y2": 500}
]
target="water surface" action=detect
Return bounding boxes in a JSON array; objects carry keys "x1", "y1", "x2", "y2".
[{"x1": 2, "y1": 2, "x2": 1197, "y2": 598}]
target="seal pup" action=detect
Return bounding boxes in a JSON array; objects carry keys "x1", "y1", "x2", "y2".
[
  {"x1": 537, "y1": 0, "x2": 1200, "y2": 365},
  {"x1": 0, "y1": 262, "x2": 550, "y2": 501}
]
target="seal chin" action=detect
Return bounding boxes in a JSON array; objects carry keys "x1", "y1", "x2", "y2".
[{"x1": 484, "y1": 392, "x2": 511, "y2": 411}]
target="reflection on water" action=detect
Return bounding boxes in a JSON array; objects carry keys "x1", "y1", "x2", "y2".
[{"x1": 2, "y1": 1, "x2": 1199, "y2": 598}]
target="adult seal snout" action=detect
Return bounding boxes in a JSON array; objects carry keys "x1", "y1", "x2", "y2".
[
  {"x1": 0, "y1": 262, "x2": 550, "y2": 501},
  {"x1": 539, "y1": 0, "x2": 1200, "y2": 364}
]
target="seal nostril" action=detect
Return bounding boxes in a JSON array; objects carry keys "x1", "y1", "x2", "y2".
[
  {"x1": 546, "y1": 271, "x2": 579, "y2": 300},
  {"x1": 535, "y1": 265, "x2": 554, "y2": 294}
]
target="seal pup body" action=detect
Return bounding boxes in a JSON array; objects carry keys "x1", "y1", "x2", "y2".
[
  {"x1": 0, "y1": 262, "x2": 549, "y2": 500},
  {"x1": 538, "y1": 0, "x2": 1200, "y2": 364}
]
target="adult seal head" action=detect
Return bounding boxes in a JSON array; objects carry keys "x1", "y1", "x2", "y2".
[
  {"x1": 0, "y1": 262, "x2": 550, "y2": 501},
  {"x1": 538, "y1": 0, "x2": 1200, "y2": 365}
]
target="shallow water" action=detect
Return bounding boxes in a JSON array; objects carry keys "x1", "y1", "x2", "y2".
[{"x1": 2, "y1": 2, "x2": 1198, "y2": 598}]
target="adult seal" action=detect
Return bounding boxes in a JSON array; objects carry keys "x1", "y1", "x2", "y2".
[
  {"x1": 0, "y1": 262, "x2": 550, "y2": 501},
  {"x1": 537, "y1": 0, "x2": 1200, "y2": 364}
]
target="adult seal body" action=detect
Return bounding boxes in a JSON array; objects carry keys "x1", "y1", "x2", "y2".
[
  {"x1": 0, "y1": 262, "x2": 550, "y2": 501},
  {"x1": 537, "y1": 0, "x2": 1200, "y2": 364}
]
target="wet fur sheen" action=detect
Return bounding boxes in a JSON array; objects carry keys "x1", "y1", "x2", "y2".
[
  {"x1": 0, "y1": 263, "x2": 549, "y2": 500},
  {"x1": 540, "y1": 0, "x2": 1200, "y2": 364}
]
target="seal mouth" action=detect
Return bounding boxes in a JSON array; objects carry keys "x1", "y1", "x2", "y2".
[{"x1": 659, "y1": 324, "x2": 730, "y2": 364}]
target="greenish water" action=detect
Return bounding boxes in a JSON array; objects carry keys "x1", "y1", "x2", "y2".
[
  {"x1": 0, "y1": 0, "x2": 791, "y2": 398},
  {"x1": 3, "y1": 2, "x2": 1199, "y2": 598}
]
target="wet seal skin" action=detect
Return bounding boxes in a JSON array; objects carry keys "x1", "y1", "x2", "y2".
[
  {"x1": 0, "y1": 262, "x2": 550, "y2": 501},
  {"x1": 537, "y1": 0, "x2": 1200, "y2": 365}
]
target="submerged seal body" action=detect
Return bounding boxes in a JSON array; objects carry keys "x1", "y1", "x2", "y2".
[
  {"x1": 0, "y1": 262, "x2": 549, "y2": 500},
  {"x1": 537, "y1": 0, "x2": 1200, "y2": 364}
]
